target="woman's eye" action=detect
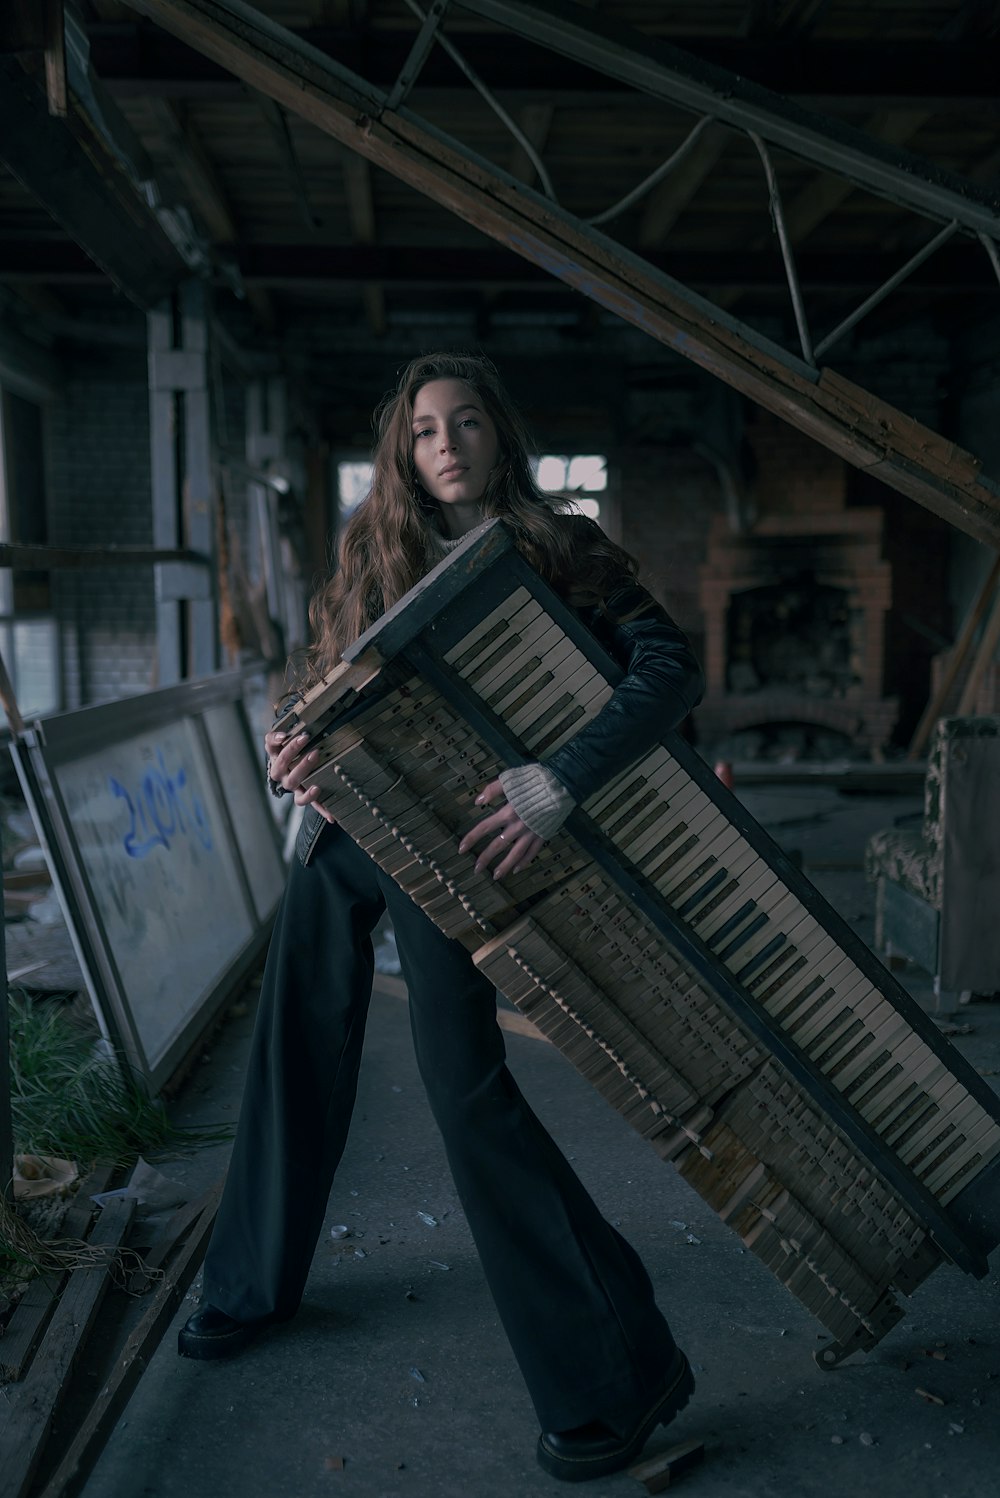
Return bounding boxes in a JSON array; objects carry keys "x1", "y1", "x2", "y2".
[
  {"x1": 414, "y1": 427, "x2": 433, "y2": 439},
  {"x1": 460, "y1": 418, "x2": 479, "y2": 428}
]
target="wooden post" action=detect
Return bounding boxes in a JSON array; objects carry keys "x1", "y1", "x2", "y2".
[{"x1": 148, "y1": 281, "x2": 219, "y2": 684}]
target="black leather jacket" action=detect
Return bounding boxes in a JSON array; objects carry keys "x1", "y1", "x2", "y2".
[{"x1": 546, "y1": 581, "x2": 704, "y2": 805}]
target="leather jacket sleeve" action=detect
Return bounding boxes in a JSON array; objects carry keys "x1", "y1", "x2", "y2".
[{"x1": 543, "y1": 582, "x2": 704, "y2": 806}]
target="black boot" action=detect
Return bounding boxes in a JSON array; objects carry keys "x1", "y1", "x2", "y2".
[
  {"x1": 536, "y1": 1350, "x2": 695, "y2": 1482},
  {"x1": 177, "y1": 1304, "x2": 279, "y2": 1361}
]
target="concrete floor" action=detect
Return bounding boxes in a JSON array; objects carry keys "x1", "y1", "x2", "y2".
[{"x1": 66, "y1": 781, "x2": 1000, "y2": 1498}]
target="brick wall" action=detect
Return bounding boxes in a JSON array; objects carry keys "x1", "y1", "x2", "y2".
[
  {"x1": 616, "y1": 446, "x2": 722, "y2": 669},
  {"x1": 46, "y1": 352, "x2": 156, "y2": 707}
]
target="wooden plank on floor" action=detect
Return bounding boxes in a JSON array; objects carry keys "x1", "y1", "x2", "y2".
[
  {"x1": 39, "y1": 1181, "x2": 222, "y2": 1498},
  {"x1": 0, "y1": 1166, "x2": 115, "y2": 1383},
  {"x1": 0, "y1": 1196, "x2": 134, "y2": 1498}
]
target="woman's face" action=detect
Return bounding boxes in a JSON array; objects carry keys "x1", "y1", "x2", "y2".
[{"x1": 410, "y1": 378, "x2": 499, "y2": 509}]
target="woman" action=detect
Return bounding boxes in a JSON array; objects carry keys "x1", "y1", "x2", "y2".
[{"x1": 178, "y1": 354, "x2": 704, "y2": 1483}]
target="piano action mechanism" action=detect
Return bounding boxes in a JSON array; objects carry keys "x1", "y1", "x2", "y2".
[{"x1": 277, "y1": 520, "x2": 1000, "y2": 1368}]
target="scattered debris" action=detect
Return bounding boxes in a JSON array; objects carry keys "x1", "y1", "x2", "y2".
[
  {"x1": 859, "y1": 1432, "x2": 876, "y2": 1447},
  {"x1": 830, "y1": 1436, "x2": 844, "y2": 1445},
  {"x1": 923, "y1": 1347, "x2": 948, "y2": 1361},
  {"x1": 410, "y1": 1367, "x2": 426, "y2": 1383},
  {"x1": 936, "y1": 1022, "x2": 973, "y2": 1037},
  {"x1": 324, "y1": 1456, "x2": 345, "y2": 1471},
  {"x1": 353, "y1": 1247, "x2": 367, "y2": 1260},
  {"x1": 429, "y1": 1260, "x2": 451, "y2": 1271},
  {"x1": 628, "y1": 1438, "x2": 704, "y2": 1492},
  {"x1": 685, "y1": 1233, "x2": 701, "y2": 1246},
  {"x1": 915, "y1": 1387, "x2": 946, "y2": 1406},
  {"x1": 948, "y1": 1423, "x2": 965, "y2": 1435},
  {"x1": 417, "y1": 1212, "x2": 438, "y2": 1228},
  {"x1": 404, "y1": 1286, "x2": 418, "y2": 1301},
  {"x1": 330, "y1": 1225, "x2": 351, "y2": 1240}
]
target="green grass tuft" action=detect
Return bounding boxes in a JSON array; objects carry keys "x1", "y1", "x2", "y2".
[{"x1": 8, "y1": 990, "x2": 232, "y2": 1171}]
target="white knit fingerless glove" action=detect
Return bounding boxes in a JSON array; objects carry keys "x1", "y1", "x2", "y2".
[{"x1": 498, "y1": 763, "x2": 575, "y2": 840}]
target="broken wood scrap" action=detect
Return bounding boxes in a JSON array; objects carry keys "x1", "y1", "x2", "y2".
[
  {"x1": 0, "y1": 1195, "x2": 134, "y2": 1498},
  {"x1": 38, "y1": 1180, "x2": 222, "y2": 1498},
  {"x1": 628, "y1": 1438, "x2": 705, "y2": 1492},
  {"x1": 0, "y1": 1165, "x2": 115, "y2": 1383},
  {"x1": 127, "y1": 1176, "x2": 226, "y2": 1293}
]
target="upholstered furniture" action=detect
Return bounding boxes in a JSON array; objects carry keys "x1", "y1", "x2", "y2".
[{"x1": 865, "y1": 716, "x2": 1000, "y2": 1001}]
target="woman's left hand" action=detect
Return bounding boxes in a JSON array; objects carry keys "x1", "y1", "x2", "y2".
[{"x1": 459, "y1": 779, "x2": 544, "y2": 879}]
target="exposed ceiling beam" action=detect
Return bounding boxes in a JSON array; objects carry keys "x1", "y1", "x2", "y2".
[
  {"x1": 147, "y1": 95, "x2": 239, "y2": 243},
  {"x1": 256, "y1": 91, "x2": 322, "y2": 230},
  {"x1": 459, "y1": 0, "x2": 1000, "y2": 235},
  {"x1": 115, "y1": 0, "x2": 1000, "y2": 550},
  {"x1": 145, "y1": 94, "x2": 277, "y2": 331},
  {"x1": 0, "y1": 55, "x2": 187, "y2": 307},
  {"x1": 89, "y1": 26, "x2": 1000, "y2": 107},
  {"x1": 8, "y1": 241, "x2": 997, "y2": 293},
  {"x1": 341, "y1": 151, "x2": 386, "y2": 335}
]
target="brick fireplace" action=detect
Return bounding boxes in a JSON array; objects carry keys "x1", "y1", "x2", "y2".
[{"x1": 695, "y1": 419, "x2": 898, "y2": 757}]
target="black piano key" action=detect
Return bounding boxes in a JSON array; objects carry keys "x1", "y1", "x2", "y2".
[
  {"x1": 736, "y1": 932, "x2": 788, "y2": 983},
  {"x1": 676, "y1": 867, "x2": 729, "y2": 919},
  {"x1": 705, "y1": 899, "x2": 757, "y2": 951},
  {"x1": 715, "y1": 911, "x2": 770, "y2": 964}
]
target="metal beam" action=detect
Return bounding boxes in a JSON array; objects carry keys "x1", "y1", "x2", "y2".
[
  {"x1": 118, "y1": 0, "x2": 1000, "y2": 549},
  {"x1": 460, "y1": 0, "x2": 1000, "y2": 237},
  {"x1": 9, "y1": 243, "x2": 999, "y2": 298}
]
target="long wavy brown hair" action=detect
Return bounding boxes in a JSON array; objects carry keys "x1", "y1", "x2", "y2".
[{"x1": 304, "y1": 352, "x2": 638, "y2": 683}]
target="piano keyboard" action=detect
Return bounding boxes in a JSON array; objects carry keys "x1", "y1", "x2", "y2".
[{"x1": 281, "y1": 520, "x2": 1000, "y2": 1366}]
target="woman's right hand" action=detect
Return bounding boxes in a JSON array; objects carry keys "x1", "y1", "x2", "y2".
[{"x1": 265, "y1": 728, "x2": 337, "y2": 824}]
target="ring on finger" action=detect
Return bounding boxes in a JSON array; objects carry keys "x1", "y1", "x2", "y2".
[{"x1": 499, "y1": 831, "x2": 506, "y2": 841}]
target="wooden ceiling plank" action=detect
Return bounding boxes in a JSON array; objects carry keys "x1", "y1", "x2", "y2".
[
  {"x1": 115, "y1": 0, "x2": 1000, "y2": 548},
  {"x1": 341, "y1": 152, "x2": 384, "y2": 335},
  {"x1": 507, "y1": 102, "x2": 555, "y2": 190},
  {"x1": 147, "y1": 96, "x2": 239, "y2": 243},
  {"x1": 638, "y1": 121, "x2": 731, "y2": 249},
  {"x1": 256, "y1": 92, "x2": 322, "y2": 230},
  {"x1": 778, "y1": 110, "x2": 932, "y2": 246},
  {"x1": 458, "y1": 0, "x2": 1000, "y2": 234}
]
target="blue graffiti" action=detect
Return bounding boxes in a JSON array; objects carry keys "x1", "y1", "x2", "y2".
[{"x1": 110, "y1": 749, "x2": 213, "y2": 860}]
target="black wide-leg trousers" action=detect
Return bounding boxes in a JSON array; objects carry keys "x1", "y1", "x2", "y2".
[{"x1": 202, "y1": 823, "x2": 678, "y2": 1432}]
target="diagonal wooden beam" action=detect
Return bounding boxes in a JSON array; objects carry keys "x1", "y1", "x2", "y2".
[{"x1": 118, "y1": 0, "x2": 1000, "y2": 548}]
